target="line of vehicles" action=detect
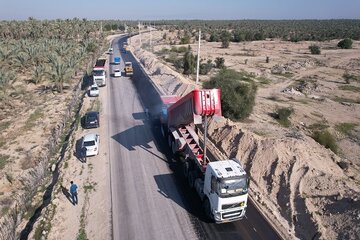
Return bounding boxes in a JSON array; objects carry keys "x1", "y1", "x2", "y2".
[
  {"x1": 84, "y1": 44, "x2": 134, "y2": 157},
  {"x1": 86, "y1": 41, "x2": 249, "y2": 224}
]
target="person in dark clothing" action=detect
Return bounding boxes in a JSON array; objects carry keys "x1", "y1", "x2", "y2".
[{"x1": 70, "y1": 181, "x2": 78, "y2": 205}]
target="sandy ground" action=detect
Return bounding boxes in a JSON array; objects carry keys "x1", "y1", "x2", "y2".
[
  {"x1": 128, "y1": 30, "x2": 360, "y2": 240},
  {"x1": 44, "y1": 67, "x2": 112, "y2": 239}
]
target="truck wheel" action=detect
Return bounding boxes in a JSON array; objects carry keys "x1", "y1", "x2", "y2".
[
  {"x1": 203, "y1": 198, "x2": 213, "y2": 221},
  {"x1": 171, "y1": 141, "x2": 177, "y2": 154},
  {"x1": 161, "y1": 125, "x2": 165, "y2": 137},
  {"x1": 183, "y1": 161, "x2": 189, "y2": 178},
  {"x1": 168, "y1": 135, "x2": 172, "y2": 149},
  {"x1": 188, "y1": 171, "x2": 196, "y2": 188}
]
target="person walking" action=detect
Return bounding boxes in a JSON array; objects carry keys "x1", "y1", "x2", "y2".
[{"x1": 69, "y1": 181, "x2": 78, "y2": 205}]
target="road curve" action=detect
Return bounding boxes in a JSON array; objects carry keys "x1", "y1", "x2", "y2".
[{"x1": 109, "y1": 35, "x2": 281, "y2": 240}]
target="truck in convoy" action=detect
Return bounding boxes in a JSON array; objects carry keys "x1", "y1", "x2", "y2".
[
  {"x1": 93, "y1": 57, "x2": 107, "y2": 87},
  {"x1": 114, "y1": 56, "x2": 121, "y2": 65},
  {"x1": 123, "y1": 42, "x2": 129, "y2": 52},
  {"x1": 159, "y1": 89, "x2": 249, "y2": 223},
  {"x1": 125, "y1": 62, "x2": 133, "y2": 77}
]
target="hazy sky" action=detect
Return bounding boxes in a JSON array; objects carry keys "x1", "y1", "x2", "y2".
[{"x1": 1, "y1": 0, "x2": 359, "y2": 20}]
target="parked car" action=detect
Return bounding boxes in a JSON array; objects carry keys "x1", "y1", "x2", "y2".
[
  {"x1": 89, "y1": 84, "x2": 99, "y2": 97},
  {"x1": 114, "y1": 68, "x2": 121, "y2": 77},
  {"x1": 81, "y1": 133, "x2": 100, "y2": 156},
  {"x1": 84, "y1": 111, "x2": 100, "y2": 129},
  {"x1": 108, "y1": 47, "x2": 113, "y2": 54}
]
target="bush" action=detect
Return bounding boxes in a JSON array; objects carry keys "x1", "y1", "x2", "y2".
[
  {"x1": 312, "y1": 130, "x2": 338, "y2": 153},
  {"x1": 183, "y1": 46, "x2": 195, "y2": 75},
  {"x1": 273, "y1": 107, "x2": 294, "y2": 127},
  {"x1": 309, "y1": 45, "x2": 321, "y2": 54},
  {"x1": 220, "y1": 30, "x2": 232, "y2": 48},
  {"x1": 215, "y1": 57, "x2": 225, "y2": 69},
  {"x1": 337, "y1": 38, "x2": 353, "y2": 49},
  {"x1": 170, "y1": 46, "x2": 187, "y2": 53},
  {"x1": 199, "y1": 60, "x2": 213, "y2": 75},
  {"x1": 209, "y1": 33, "x2": 219, "y2": 42},
  {"x1": 180, "y1": 32, "x2": 191, "y2": 44},
  {"x1": 203, "y1": 69, "x2": 257, "y2": 120},
  {"x1": 173, "y1": 58, "x2": 183, "y2": 70},
  {"x1": 335, "y1": 122, "x2": 358, "y2": 136},
  {"x1": 343, "y1": 72, "x2": 360, "y2": 84}
]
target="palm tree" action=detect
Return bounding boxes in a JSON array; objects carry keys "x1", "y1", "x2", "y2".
[
  {"x1": 0, "y1": 69, "x2": 15, "y2": 97},
  {"x1": 48, "y1": 55, "x2": 72, "y2": 92},
  {"x1": 32, "y1": 65, "x2": 46, "y2": 84}
]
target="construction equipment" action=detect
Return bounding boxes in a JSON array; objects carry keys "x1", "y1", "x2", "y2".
[
  {"x1": 159, "y1": 89, "x2": 249, "y2": 223},
  {"x1": 125, "y1": 62, "x2": 133, "y2": 77}
]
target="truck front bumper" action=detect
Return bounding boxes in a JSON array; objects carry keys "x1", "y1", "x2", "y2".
[{"x1": 214, "y1": 207, "x2": 246, "y2": 224}]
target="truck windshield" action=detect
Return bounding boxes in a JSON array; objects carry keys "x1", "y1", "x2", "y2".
[
  {"x1": 93, "y1": 70, "x2": 105, "y2": 76},
  {"x1": 217, "y1": 177, "x2": 248, "y2": 198}
]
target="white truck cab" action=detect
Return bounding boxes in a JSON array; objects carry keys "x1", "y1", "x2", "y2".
[
  {"x1": 202, "y1": 159, "x2": 249, "y2": 223},
  {"x1": 93, "y1": 68, "x2": 106, "y2": 87}
]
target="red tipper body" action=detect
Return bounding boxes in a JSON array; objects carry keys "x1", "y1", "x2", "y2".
[
  {"x1": 166, "y1": 89, "x2": 222, "y2": 128},
  {"x1": 93, "y1": 59, "x2": 106, "y2": 70}
]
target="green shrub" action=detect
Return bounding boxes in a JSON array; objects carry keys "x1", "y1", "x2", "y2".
[
  {"x1": 343, "y1": 72, "x2": 360, "y2": 84},
  {"x1": 337, "y1": 38, "x2": 353, "y2": 49},
  {"x1": 338, "y1": 85, "x2": 360, "y2": 92},
  {"x1": 220, "y1": 30, "x2": 232, "y2": 48},
  {"x1": 273, "y1": 107, "x2": 293, "y2": 127},
  {"x1": 199, "y1": 60, "x2": 213, "y2": 75},
  {"x1": 203, "y1": 69, "x2": 257, "y2": 120},
  {"x1": 335, "y1": 122, "x2": 358, "y2": 136},
  {"x1": 183, "y1": 46, "x2": 195, "y2": 75},
  {"x1": 0, "y1": 154, "x2": 9, "y2": 170},
  {"x1": 309, "y1": 45, "x2": 321, "y2": 54},
  {"x1": 312, "y1": 130, "x2": 338, "y2": 153},
  {"x1": 173, "y1": 58, "x2": 183, "y2": 70},
  {"x1": 307, "y1": 123, "x2": 329, "y2": 131},
  {"x1": 214, "y1": 57, "x2": 225, "y2": 69},
  {"x1": 180, "y1": 33, "x2": 191, "y2": 44}
]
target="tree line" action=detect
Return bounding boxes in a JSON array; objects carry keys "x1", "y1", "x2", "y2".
[
  {"x1": 150, "y1": 19, "x2": 360, "y2": 42},
  {"x1": 0, "y1": 18, "x2": 109, "y2": 103}
]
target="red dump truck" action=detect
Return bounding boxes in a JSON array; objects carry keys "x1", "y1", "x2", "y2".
[{"x1": 159, "y1": 89, "x2": 249, "y2": 223}]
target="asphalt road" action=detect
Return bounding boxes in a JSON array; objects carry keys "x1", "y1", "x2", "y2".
[{"x1": 108, "y1": 35, "x2": 281, "y2": 240}]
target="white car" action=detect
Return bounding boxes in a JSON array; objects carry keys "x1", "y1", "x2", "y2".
[
  {"x1": 114, "y1": 68, "x2": 121, "y2": 77},
  {"x1": 81, "y1": 133, "x2": 100, "y2": 156},
  {"x1": 108, "y1": 47, "x2": 113, "y2": 54},
  {"x1": 89, "y1": 84, "x2": 99, "y2": 97}
]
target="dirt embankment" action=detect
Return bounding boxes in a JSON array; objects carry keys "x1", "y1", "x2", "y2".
[{"x1": 129, "y1": 33, "x2": 360, "y2": 240}]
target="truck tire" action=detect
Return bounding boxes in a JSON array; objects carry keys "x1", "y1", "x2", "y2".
[
  {"x1": 188, "y1": 171, "x2": 196, "y2": 188},
  {"x1": 203, "y1": 198, "x2": 213, "y2": 221},
  {"x1": 183, "y1": 161, "x2": 189, "y2": 178},
  {"x1": 168, "y1": 135, "x2": 173, "y2": 149},
  {"x1": 171, "y1": 141, "x2": 177, "y2": 154}
]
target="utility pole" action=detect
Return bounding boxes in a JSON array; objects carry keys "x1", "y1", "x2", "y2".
[
  {"x1": 195, "y1": 29, "x2": 201, "y2": 84},
  {"x1": 150, "y1": 23, "x2": 152, "y2": 52},
  {"x1": 138, "y1": 22, "x2": 142, "y2": 48}
]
